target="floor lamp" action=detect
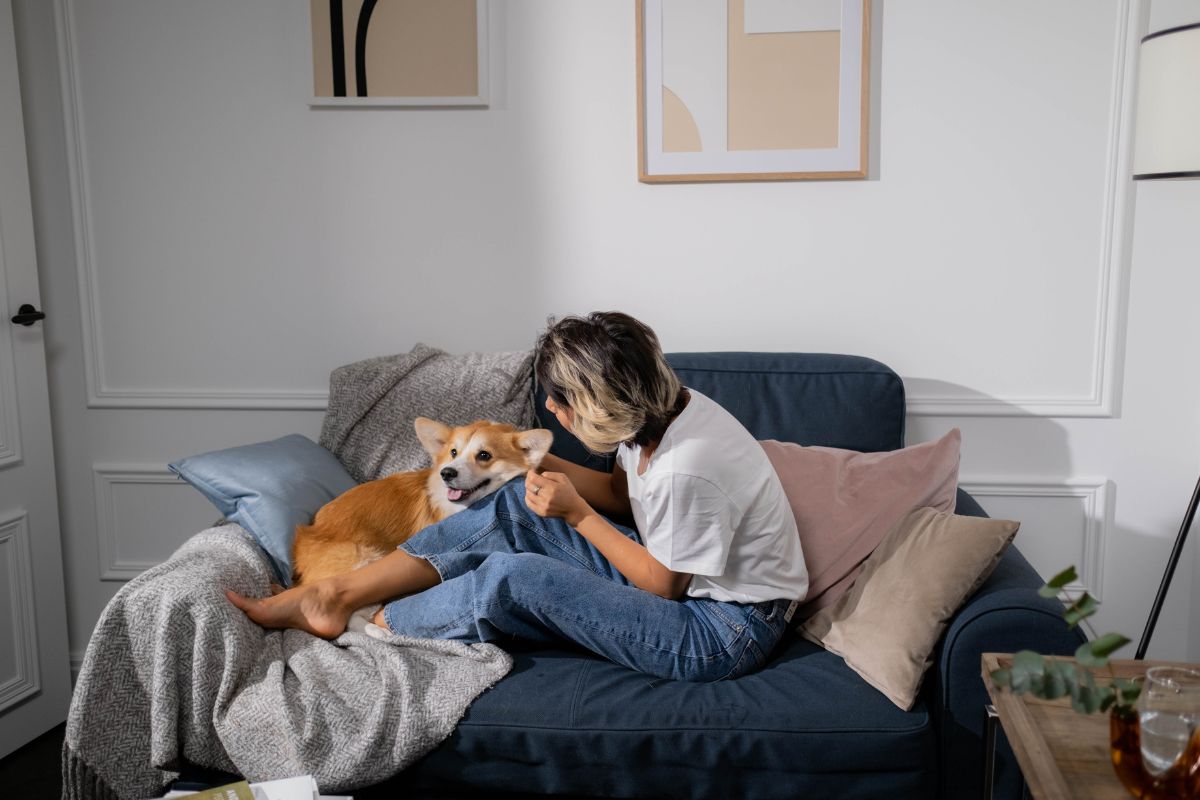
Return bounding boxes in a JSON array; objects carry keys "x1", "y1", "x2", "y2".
[{"x1": 1130, "y1": 21, "x2": 1200, "y2": 659}]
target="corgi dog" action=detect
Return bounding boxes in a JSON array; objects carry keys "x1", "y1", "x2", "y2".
[{"x1": 292, "y1": 417, "x2": 553, "y2": 587}]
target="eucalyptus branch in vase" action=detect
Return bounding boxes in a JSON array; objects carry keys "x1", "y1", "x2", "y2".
[{"x1": 990, "y1": 566, "x2": 1142, "y2": 716}]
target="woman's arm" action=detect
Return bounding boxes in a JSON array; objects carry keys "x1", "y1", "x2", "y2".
[
  {"x1": 539, "y1": 453, "x2": 632, "y2": 518},
  {"x1": 572, "y1": 511, "x2": 693, "y2": 600},
  {"x1": 526, "y1": 470, "x2": 690, "y2": 600}
]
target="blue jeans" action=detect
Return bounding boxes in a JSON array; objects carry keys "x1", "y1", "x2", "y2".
[{"x1": 381, "y1": 479, "x2": 791, "y2": 682}]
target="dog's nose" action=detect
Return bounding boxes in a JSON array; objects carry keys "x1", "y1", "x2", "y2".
[{"x1": 440, "y1": 467, "x2": 458, "y2": 482}]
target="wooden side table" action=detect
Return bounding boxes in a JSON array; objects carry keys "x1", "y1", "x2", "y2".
[{"x1": 980, "y1": 653, "x2": 1193, "y2": 800}]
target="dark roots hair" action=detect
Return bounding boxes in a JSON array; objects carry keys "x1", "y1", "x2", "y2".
[{"x1": 534, "y1": 311, "x2": 686, "y2": 452}]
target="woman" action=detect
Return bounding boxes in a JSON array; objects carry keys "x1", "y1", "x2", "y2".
[{"x1": 228, "y1": 311, "x2": 808, "y2": 681}]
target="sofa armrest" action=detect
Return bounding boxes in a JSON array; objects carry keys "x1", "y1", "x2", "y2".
[{"x1": 930, "y1": 489, "x2": 1087, "y2": 800}]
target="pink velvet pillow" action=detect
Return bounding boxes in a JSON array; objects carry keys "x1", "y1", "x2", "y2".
[{"x1": 760, "y1": 428, "x2": 961, "y2": 619}]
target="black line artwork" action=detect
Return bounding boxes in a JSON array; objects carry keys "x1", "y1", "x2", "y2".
[
  {"x1": 355, "y1": 0, "x2": 380, "y2": 97},
  {"x1": 329, "y1": 0, "x2": 346, "y2": 97}
]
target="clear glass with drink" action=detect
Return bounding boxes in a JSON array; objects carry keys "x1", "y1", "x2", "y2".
[{"x1": 1112, "y1": 666, "x2": 1200, "y2": 798}]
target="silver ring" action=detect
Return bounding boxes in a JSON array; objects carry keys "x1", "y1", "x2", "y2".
[{"x1": 531, "y1": 486, "x2": 541, "y2": 496}]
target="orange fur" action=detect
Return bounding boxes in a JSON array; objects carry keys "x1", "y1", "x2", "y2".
[{"x1": 292, "y1": 418, "x2": 552, "y2": 586}]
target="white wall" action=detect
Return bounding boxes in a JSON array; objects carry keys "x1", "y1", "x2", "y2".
[{"x1": 11, "y1": 0, "x2": 1199, "y2": 668}]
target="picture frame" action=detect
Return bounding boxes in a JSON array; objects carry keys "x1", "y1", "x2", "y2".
[
  {"x1": 637, "y1": 0, "x2": 870, "y2": 182},
  {"x1": 310, "y1": 0, "x2": 489, "y2": 108}
]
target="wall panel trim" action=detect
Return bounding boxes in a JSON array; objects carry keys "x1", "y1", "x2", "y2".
[
  {"x1": 908, "y1": 0, "x2": 1144, "y2": 418},
  {"x1": 56, "y1": 0, "x2": 1143, "y2": 415},
  {"x1": 0, "y1": 510, "x2": 40, "y2": 712},
  {"x1": 961, "y1": 477, "x2": 1111, "y2": 601},
  {"x1": 93, "y1": 464, "x2": 188, "y2": 581}
]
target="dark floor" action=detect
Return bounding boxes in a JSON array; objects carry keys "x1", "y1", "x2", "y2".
[
  {"x1": 0, "y1": 721, "x2": 65, "y2": 800},
  {"x1": 0, "y1": 724, "x2": 606, "y2": 799}
]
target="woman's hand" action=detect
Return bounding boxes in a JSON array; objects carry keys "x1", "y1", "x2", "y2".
[
  {"x1": 226, "y1": 579, "x2": 352, "y2": 639},
  {"x1": 525, "y1": 470, "x2": 592, "y2": 528}
]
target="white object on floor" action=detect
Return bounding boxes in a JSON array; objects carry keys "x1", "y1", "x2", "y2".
[{"x1": 155, "y1": 774, "x2": 353, "y2": 799}]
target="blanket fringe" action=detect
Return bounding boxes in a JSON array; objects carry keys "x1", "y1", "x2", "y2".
[{"x1": 62, "y1": 741, "x2": 127, "y2": 800}]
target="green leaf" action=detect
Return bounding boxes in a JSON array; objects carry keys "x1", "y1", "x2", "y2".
[
  {"x1": 1009, "y1": 651, "x2": 1045, "y2": 694},
  {"x1": 1091, "y1": 633, "x2": 1131, "y2": 658},
  {"x1": 1064, "y1": 593, "x2": 1099, "y2": 628},
  {"x1": 1075, "y1": 633, "x2": 1130, "y2": 669},
  {"x1": 1114, "y1": 678, "x2": 1142, "y2": 704},
  {"x1": 1041, "y1": 660, "x2": 1070, "y2": 700},
  {"x1": 1075, "y1": 641, "x2": 1103, "y2": 668},
  {"x1": 1071, "y1": 683, "x2": 1104, "y2": 714},
  {"x1": 1039, "y1": 566, "x2": 1078, "y2": 598},
  {"x1": 1013, "y1": 650, "x2": 1045, "y2": 673},
  {"x1": 990, "y1": 668, "x2": 1012, "y2": 688},
  {"x1": 1100, "y1": 690, "x2": 1117, "y2": 712}
]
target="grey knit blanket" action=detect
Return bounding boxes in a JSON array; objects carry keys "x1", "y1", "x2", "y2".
[
  {"x1": 319, "y1": 343, "x2": 535, "y2": 482},
  {"x1": 62, "y1": 524, "x2": 513, "y2": 800}
]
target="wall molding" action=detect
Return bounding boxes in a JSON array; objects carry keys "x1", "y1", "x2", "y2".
[
  {"x1": 908, "y1": 0, "x2": 1144, "y2": 418},
  {"x1": 55, "y1": 0, "x2": 1144, "y2": 415},
  {"x1": 0, "y1": 511, "x2": 41, "y2": 712},
  {"x1": 961, "y1": 477, "x2": 1110, "y2": 601},
  {"x1": 53, "y1": 0, "x2": 329, "y2": 411},
  {"x1": 93, "y1": 464, "x2": 188, "y2": 581}
]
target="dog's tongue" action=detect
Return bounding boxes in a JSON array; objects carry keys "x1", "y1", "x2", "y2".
[{"x1": 447, "y1": 487, "x2": 466, "y2": 502}]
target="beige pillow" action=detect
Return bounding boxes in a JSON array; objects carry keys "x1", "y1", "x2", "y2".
[
  {"x1": 800, "y1": 507, "x2": 1018, "y2": 711},
  {"x1": 760, "y1": 428, "x2": 961, "y2": 618}
]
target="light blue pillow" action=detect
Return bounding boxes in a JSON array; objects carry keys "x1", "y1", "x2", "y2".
[{"x1": 169, "y1": 434, "x2": 358, "y2": 586}]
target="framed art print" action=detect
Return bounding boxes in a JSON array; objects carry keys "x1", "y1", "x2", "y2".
[
  {"x1": 311, "y1": 0, "x2": 488, "y2": 107},
  {"x1": 637, "y1": 0, "x2": 870, "y2": 182}
]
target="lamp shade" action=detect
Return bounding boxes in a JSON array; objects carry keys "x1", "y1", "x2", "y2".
[{"x1": 1133, "y1": 22, "x2": 1200, "y2": 180}]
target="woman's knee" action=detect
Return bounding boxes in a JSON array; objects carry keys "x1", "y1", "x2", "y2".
[
  {"x1": 470, "y1": 552, "x2": 548, "y2": 600},
  {"x1": 486, "y1": 477, "x2": 536, "y2": 521},
  {"x1": 499, "y1": 477, "x2": 527, "y2": 502}
]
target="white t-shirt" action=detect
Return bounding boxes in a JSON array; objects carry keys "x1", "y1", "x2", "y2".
[{"x1": 616, "y1": 389, "x2": 809, "y2": 604}]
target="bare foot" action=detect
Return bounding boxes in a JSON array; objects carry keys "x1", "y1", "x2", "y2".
[{"x1": 226, "y1": 581, "x2": 351, "y2": 639}]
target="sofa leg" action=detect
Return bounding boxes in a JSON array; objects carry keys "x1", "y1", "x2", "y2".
[{"x1": 984, "y1": 704, "x2": 999, "y2": 799}]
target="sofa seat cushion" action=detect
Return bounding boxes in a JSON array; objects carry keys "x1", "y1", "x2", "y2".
[{"x1": 399, "y1": 635, "x2": 936, "y2": 799}]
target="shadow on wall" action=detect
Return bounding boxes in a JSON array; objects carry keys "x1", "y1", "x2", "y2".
[
  {"x1": 902, "y1": 377, "x2": 1074, "y2": 479},
  {"x1": 903, "y1": 377, "x2": 1194, "y2": 661}
]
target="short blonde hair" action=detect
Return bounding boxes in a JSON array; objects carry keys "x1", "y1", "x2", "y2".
[{"x1": 534, "y1": 312, "x2": 684, "y2": 454}]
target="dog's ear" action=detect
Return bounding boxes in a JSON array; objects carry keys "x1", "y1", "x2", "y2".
[
  {"x1": 414, "y1": 417, "x2": 453, "y2": 458},
  {"x1": 516, "y1": 428, "x2": 553, "y2": 466}
]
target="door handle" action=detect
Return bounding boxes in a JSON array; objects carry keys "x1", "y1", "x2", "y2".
[{"x1": 10, "y1": 304, "x2": 46, "y2": 326}]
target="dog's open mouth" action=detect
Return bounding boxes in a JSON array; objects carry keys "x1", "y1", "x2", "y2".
[{"x1": 446, "y1": 478, "x2": 490, "y2": 503}]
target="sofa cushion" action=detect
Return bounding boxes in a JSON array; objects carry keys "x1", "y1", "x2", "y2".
[
  {"x1": 762, "y1": 428, "x2": 961, "y2": 616},
  {"x1": 168, "y1": 434, "x2": 357, "y2": 586},
  {"x1": 802, "y1": 508, "x2": 1019, "y2": 711},
  {"x1": 536, "y1": 352, "x2": 907, "y2": 471},
  {"x1": 667, "y1": 352, "x2": 906, "y2": 451},
  {"x1": 399, "y1": 637, "x2": 936, "y2": 799}
]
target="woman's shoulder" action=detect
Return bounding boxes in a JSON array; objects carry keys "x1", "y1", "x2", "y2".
[{"x1": 668, "y1": 390, "x2": 754, "y2": 446}]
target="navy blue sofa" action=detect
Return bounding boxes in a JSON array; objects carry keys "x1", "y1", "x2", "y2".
[
  {"x1": 381, "y1": 353, "x2": 1086, "y2": 800},
  {"x1": 177, "y1": 352, "x2": 1083, "y2": 799}
]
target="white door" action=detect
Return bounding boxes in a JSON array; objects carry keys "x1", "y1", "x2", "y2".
[{"x1": 0, "y1": 0, "x2": 73, "y2": 758}]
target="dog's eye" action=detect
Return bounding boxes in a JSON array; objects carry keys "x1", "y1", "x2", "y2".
[
  {"x1": 450, "y1": 448, "x2": 457, "y2": 458},
  {"x1": 477, "y1": 451, "x2": 492, "y2": 462}
]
